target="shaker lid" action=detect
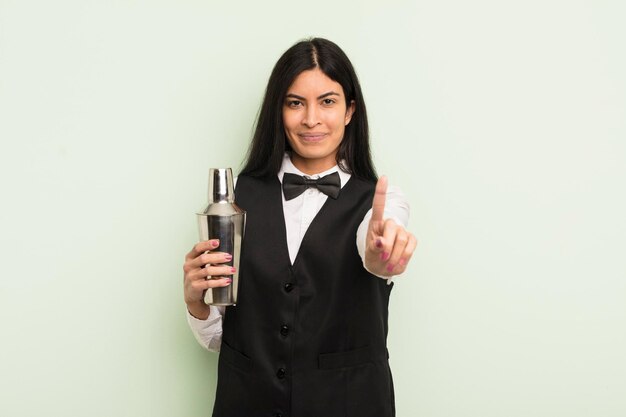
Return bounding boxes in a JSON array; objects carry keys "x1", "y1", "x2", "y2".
[{"x1": 208, "y1": 168, "x2": 235, "y2": 204}]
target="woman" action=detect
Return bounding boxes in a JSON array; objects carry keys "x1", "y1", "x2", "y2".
[{"x1": 183, "y1": 38, "x2": 417, "y2": 417}]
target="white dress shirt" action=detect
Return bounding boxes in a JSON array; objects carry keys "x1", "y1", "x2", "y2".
[{"x1": 187, "y1": 153, "x2": 410, "y2": 352}]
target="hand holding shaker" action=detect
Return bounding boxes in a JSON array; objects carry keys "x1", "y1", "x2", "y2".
[{"x1": 197, "y1": 168, "x2": 246, "y2": 306}]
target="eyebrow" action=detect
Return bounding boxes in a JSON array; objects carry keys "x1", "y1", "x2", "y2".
[{"x1": 285, "y1": 91, "x2": 341, "y2": 101}]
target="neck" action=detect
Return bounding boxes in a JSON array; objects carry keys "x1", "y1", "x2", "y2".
[{"x1": 290, "y1": 154, "x2": 337, "y2": 175}]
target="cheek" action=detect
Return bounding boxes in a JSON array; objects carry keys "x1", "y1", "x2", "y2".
[
  {"x1": 326, "y1": 111, "x2": 346, "y2": 130},
  {"x1": 282, "y1": 110, "x2": 291, "y2": 130},
  {"x1": 283, "y1": 106, "x2": 297, "y2": 122}
]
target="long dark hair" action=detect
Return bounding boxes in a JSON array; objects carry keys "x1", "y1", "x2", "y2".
[{"x1": 240, "y1": 38, "x2": 377, "y2": 182}]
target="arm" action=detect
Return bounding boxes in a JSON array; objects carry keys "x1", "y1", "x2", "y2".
[
  {"x1": 186, "y1": 305, "x2": 225, "y2": 352},
  {"x1": 183, "y1": 239, "x2": 233, "y2": 352}
]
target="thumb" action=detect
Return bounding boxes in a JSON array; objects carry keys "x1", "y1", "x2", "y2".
[{"x1": 368, "y1": 229, "x2": 385, "y2": 254}]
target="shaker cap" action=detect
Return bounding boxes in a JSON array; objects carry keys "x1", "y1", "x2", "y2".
[{"x1": 208, "y1": 168, "x2": 235, "y2": 203}]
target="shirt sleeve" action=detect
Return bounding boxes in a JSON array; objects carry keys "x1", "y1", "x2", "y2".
[
  {"x1": 186, "y1": 305, "x2": 225, "y2": 352},
  {"x1": 356, "y1": 184, "x2": 410, "y2": 283}
]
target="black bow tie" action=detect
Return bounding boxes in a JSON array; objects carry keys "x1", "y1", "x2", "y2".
[{"x1": 282, "y1": 172, "x2": 341, "y2": 201}]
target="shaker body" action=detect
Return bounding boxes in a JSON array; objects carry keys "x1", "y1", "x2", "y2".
[{"x1": 197, "y1": 211, "x2": 244, "y2": 305}]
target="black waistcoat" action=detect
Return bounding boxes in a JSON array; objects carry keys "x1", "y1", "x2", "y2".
[{"x1": 212, "y1": 174, "x2": 395, "y2": 417}]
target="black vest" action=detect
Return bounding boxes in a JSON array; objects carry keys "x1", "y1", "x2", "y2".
[{"x1": 212, "y1": 174, "x2": 395, "y2": 417}]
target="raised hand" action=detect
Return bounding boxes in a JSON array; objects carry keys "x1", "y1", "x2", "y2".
[
  {"x1": 364, "y1": 176, "x2": 417, "y2": 277},
  {"x1": 183, "y1": 239, "x2": 234, "y2": 319}
]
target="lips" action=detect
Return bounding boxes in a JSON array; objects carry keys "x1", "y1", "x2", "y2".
[{"x1": 298, "y1": 133, "x2": 328, "y2": 142}]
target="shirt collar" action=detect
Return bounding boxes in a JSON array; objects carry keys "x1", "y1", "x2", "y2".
[{"x1": 277, "y1": 153, "x2": 351, "y2": 189}]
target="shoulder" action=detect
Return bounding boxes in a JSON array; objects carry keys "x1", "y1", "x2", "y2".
[
  {"x1": 347, "y1": 175, "x2": 377, "y2": 193},
  {"x1": 349, "y1": 176, "x2": 406, "y2": 199},
  {"x1": 386, "y1": 183, "x2": 407, "y2": 201},
  {"x1": 234, "y1": 174, "x2": 281, "y2": 201},
  {"x1": 235, "y1": 174, "x2": 277, "y2": 187},
  {"x1": 383, "y1": 182, "x2": 410, "y2": 222}
]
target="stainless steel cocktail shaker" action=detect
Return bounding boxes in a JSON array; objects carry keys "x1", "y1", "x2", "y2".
[{"x1": 196, "y1": 168, "x2": 245, "y2": 306}]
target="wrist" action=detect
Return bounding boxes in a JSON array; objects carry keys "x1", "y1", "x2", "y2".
[{"x1": 187, "y1": 301, "x2": 211, "y2": 320}]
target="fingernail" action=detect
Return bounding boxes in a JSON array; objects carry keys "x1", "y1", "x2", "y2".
[
  {"x1": 211, "y1": 239, "x2": 219, "y2": 247},
  {"x1": 399, "y1": 258, "x2": 406, "y2": 266},
  {"x1": 380, "y1": 252, "x2": 389, "y2": 261},
  {"x1": 225, "y1": 278, "x2": 232, "y2": 284},
  {"x1": 375, "y1": 238, "x2": 382, "y2": 249},
  {"x1": 224, "y1": 254, "x2": 233, "y2": 261},
  {"x1": 387, "y1": 264, "x2": 395, "y2": 272},
  {"x1": 230, "y1": 267, "x2": 237, "y2": 273}
]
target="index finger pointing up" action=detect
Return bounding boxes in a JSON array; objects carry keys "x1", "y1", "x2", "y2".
[{"x1": 371, "y1": 175, "x2": 388, "y2": 223}]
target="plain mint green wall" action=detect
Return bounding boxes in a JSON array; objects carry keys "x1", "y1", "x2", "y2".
[{"x1": 1, "y1": 1, "x2": 625, "y2": 416}]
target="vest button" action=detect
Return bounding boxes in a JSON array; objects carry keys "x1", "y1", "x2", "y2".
[
  {"x1": 280, "y1": 325, "x2": 289, "y2": 337},
  {"x1": 284, "y1": 282, "x2": 294, "y2": 292},
  {"x1": 276, "y1": 367, "x2": 286, "y2": 379}
]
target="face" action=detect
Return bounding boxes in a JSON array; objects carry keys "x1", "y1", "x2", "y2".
[{"x1": 282, "y1": 68, "x2": 355, "y2": 174}]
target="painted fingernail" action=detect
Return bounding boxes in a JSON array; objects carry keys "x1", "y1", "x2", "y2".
[
  {"x1": 387, "y1": 264, "x2": 395, "y2": 272},
  {"x1": 224, "y1": 254, "x2": 233, "y2": 261},
  {"x1": 230, "y1": 267, "x2": 237, "y2": 273},
  {"x1": 211, "y1": 239, "x2": 219, "y2": 247},
  {"x1": 380, "y1": 252, "x2": 389, "y2": 261},
  {"x1": 375, "y1": 238, "x2": 382, "y2": 249},
  {"x1": 225, "y1": 278, "x2": 232, "y2": 284},
  {"x1": 399, "y1": 258, "x2": 406, "y2": 266}
]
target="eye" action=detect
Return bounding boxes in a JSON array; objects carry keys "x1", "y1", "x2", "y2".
[
  {"x1": 322, "y1": 98, "x2": 336, "y2": 105},
  {"x1": 286, "y1": 100, "x2": 303, "y2": 108}
]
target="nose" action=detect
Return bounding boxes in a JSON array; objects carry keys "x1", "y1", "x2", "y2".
[{"x1": 302, "y1": 105, "x2": 320, "y2": 128}]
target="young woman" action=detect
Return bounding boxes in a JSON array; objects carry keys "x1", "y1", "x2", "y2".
[{"x1": 183, "y1": 38, "x2": 417, "y2": 417}]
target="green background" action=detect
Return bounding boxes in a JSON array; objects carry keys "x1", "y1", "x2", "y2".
[{"x1": 1, "y1": 0, "x2": 625, "y2": 416}]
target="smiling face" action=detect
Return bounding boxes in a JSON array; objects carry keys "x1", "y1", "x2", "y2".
[{"x1": 282, "y1": 68, "x2": 355, "y2": 175}]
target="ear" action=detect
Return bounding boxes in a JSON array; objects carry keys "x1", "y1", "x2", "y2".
[{"x1": 345, "y1": 100, "x2": 356, "y2": 126}]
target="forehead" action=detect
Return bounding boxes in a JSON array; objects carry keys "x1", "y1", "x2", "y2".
[{"x1": 287, "y1": 68, "x2": 344, "y2": 96}]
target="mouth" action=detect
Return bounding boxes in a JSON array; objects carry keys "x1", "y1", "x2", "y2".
[{"x1": 298, "y1": 133, "x2": 328, "y2": 142}]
